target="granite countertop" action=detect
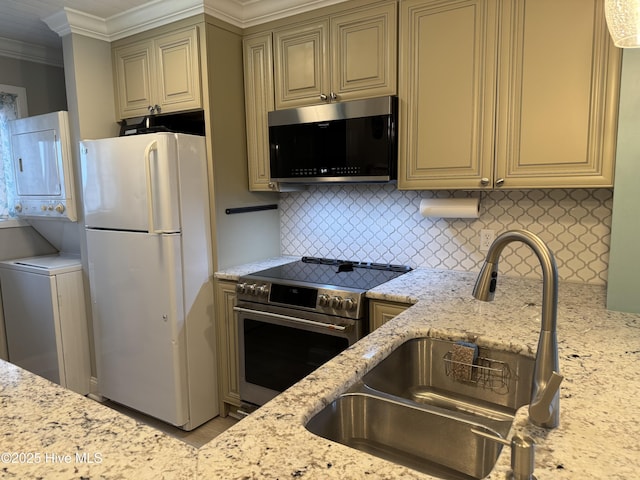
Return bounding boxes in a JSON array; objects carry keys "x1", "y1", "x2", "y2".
[
  {"x1": 2, "y1": 257, "x2": 639, "y2": 479},
  {"x1": 0, "y1": 359, "x2": 197, "y2": 479},
  {"x1": 206, "y1": 262, "x2": 640, "y2": 479}
]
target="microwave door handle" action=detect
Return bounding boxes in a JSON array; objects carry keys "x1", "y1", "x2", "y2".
[
  {"x1": 144, "y1": 140, "x2": 160, "y2": 234},
  {"x1": 233, "y1": 306, "x2": 347, "y2": 331}
]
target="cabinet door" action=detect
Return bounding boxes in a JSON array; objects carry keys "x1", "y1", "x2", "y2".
[
  {"x1": 273, "y1": 20, "x2": 330, "y2": 109},
  {"x1": 398, "y1": 0, "x2": 498, "y2": 190},
  {"x1": 243, "y1": 33, "x2": 277, "y2": 192},
  {"x1": 330, "y1": 2, "x2": 397, "y2": 101},
  {"x1": 215, "y1": 280, "x2": 240, "y2": 414},
  {"x1": 113, "y1": 39, "x2": 155, "y2": 119},
  {"x1": 369, "y1": 300, "x2": 410, "y2": 331},
  {"x1": 495, "y1": 0, "x2": 620, "y2": 188},
  {"x1": 154, "y1": 27, "x2": 202, "y2": 114}
]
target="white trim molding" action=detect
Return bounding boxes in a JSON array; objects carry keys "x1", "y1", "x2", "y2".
[
  {"x1": 0, "y1": 36, "x2": 64, "y2": 68},
  {"x1": 43, "y1": 0, "x2": 349, "y2": 42}
]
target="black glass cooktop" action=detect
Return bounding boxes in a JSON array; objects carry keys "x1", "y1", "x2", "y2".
[{"x1": 245, "y1": 257, "x2": 412, "y2": 291}]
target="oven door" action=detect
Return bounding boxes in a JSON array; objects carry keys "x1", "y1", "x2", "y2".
[{"x1": 234, "y1": 302, "x2": 363, "y2": 408}]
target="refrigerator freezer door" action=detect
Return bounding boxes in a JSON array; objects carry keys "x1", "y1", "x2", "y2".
[
  {"x1": 81, "y1": 133, "x2": 180, "y2": 232},
  {"x1": 87, "y1": 229, "x2": 189, "y2": 427}
]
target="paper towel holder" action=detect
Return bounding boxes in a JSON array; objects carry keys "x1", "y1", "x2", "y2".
[{"x1": 419, "y1": 197, "x2": 481, "y2": 219}]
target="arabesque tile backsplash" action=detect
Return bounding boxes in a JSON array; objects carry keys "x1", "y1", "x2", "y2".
[{"x1": 280, "y1": 186, "x2": 613, "y2": 285}]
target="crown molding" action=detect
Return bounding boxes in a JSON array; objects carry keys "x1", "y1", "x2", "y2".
[
  {"x1": 42, "y1": 0, "x2": 348, "y2": 43},
  {"x1": 43, "y1": 8, "x2": 110, "y2": 42},
  {"x1": 0, "y1": 36, "x2": 63, "y2": 68},
  {"x1": 203, "y1": 0, "x2": 348, "y2": 28},
  {"x1": 106, "y1": 0, "x2": 204, "y2": 41}
]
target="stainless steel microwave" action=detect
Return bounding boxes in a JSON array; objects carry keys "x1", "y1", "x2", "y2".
[{"x1": 268, "y1": 96, "x2": 397, "y2": 184}]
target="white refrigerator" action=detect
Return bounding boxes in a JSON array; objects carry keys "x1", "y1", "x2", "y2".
[{"x1": 80, "y1": 133, "x2": 218, "y2": 430}]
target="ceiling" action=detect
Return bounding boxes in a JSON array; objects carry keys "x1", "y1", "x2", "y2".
[{"x1": 0, "y1": 0, "x2": 346, "y2": 66}]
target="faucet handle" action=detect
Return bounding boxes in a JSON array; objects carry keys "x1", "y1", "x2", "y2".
[
  {"x1": 472, "y1": 429, "x2": 535, "y2": 480},
  {"x1": 529, "y1": 371, "x2": 564, "y2": 427}
]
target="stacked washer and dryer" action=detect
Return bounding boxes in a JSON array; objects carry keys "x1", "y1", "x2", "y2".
[{"x1": 0, "y1": 111, "x2": 90, "y2": 394}]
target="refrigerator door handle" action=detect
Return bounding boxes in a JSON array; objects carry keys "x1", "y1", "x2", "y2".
[{"x1": 144, "y1": 140, "x2": 160, "y2": 234}]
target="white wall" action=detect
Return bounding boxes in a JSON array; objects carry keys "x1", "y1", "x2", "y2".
[
  {"x1": 0, "y1": 55, "x2": 67, "y2": 115},
  {"x1": 0, "y1": 225, "x2": 57, "y2": 259},
  {"x1": 607, "y1": 49, "x2": 640, "y2": 313}
]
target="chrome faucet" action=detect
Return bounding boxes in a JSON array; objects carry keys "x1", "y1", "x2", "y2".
[{"x1": 473, "y1": 230, "x2": 564, "y2": 429}]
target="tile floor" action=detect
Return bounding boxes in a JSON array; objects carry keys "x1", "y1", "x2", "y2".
[{"x1": 101, "y1": 400, "x2": 239, "y2": 448}]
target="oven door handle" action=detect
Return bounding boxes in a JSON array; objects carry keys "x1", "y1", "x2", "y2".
[{"x1": 233, "y1": 306, "x2": 348, "y2": 331}]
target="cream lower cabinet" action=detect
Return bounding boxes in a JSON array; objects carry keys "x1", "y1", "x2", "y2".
[
  {"x1": 113, "y1": 25, "x2": 202, "y2": 119},
  {"x1": 369, "y1": 299, "x2": 411, "y2": 331},
  {"x1": 273, "y1": 2, "x2": 397, "y2": 109},
  {"x1": 398, "y1": 0, "x2": 621, "y2": 190},
  {"x1": 214, "y1": 279, "x2": 241, "y2": 415}
]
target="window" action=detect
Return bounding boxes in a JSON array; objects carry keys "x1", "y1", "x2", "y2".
[{"x1": 0, "y1": 84, "x2": 28, "y2": 219}]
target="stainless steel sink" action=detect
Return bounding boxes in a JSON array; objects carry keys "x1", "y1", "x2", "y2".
[
  {"x1": 363, "y1": 337, "x2": 534, "y2": 414},
  {"x1": 305, "y1": 337, "x2": 534, "y2": 479}
]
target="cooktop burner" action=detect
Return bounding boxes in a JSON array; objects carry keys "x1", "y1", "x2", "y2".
[{"x1": 245, "y1": 257, "x2": 412, "y2": 292}]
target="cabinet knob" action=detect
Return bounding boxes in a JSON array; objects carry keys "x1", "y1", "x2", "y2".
[
  {"x1": 330, "y1": 92, "x2": 338, "y2": 101},
  {"x1": 480, "y1": 177, "x2": 490, "y2": 186},
  {"x1": 495, "y1": 178, "x2": 505, "y2": 186},
  {"x1": 319, "y1": 94, "x2": 328, "y2": 101},
  {"x1": 268, "y1": 182, "x2": 276, "y2": 190}
]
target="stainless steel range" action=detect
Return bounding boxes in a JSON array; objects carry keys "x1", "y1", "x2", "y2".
[{"x1": 234, "y1": 257, "x2": 411, "y2": 412}]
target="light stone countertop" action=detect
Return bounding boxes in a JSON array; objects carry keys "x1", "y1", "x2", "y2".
[
  {"x1": 206, "y1": 263, "x2": 640, "y2": 479},
  {"x1": 2, "y1": 257, "x2": 639, "y2": 479},
  {"x1": 0, "y1": 359, "x2": 197, "y2": 479},
  {"x1": 213, "y1": 255, "x2": 301, "y2": 281}
]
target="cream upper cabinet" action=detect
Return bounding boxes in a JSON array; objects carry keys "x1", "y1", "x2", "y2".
[
  {"x1": 273, "y1": 2, "x2": 397, "y2": 109},
  {"x1": 273, "y1": 19, "x2": 329, "y2": 109},
  {"x1": 398, "y1": 0, "x2": 621, "y2": 190},
  {"x1": 113, "y1": 26, "x2": 202, "y2": 119},
  {"x1": 398, "y1": 0, "x2": 496, "y2": 190},
  {"x1": 494, "y1": 0, "x2": 620, "y2": 189},
  {"x1": 113, "y1": 40, "x2": 155, "y2": 119},
  {"x1": 154, "y1": 28, "x2": 202, "y2": 114},
  {"x1": 243, "y1": 33, "x2": 278, "y2": 192}
]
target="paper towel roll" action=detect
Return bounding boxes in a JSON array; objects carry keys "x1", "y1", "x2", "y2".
[{"x1": 419, "y1": 198, "x2": 480, "y2": 219}]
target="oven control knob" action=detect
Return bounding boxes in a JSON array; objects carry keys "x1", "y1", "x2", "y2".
[
  {"x1": 330, "y1": 296, "x2": 343, "y2": 309},
  {"x1": 246, "y1": 283, "x2": 257, "y2": 295},
  {"x1": 318, "y1": 294, "x2": 330, "y2": 307},
  {"x1": 343, "y1": 297, "x2": 356, "y2": 311},
  {"x1": 236, "y1": 282, "x2": 247, "y2": 294},
  {"x1": 256, "y1": 284, "x2": 269, "y2": 297}
]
